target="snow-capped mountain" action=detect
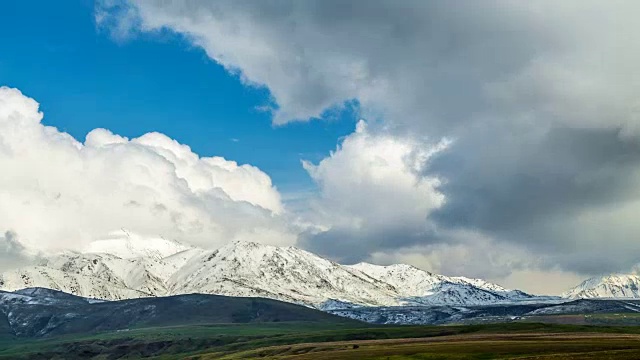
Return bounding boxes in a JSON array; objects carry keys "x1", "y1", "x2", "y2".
[
  {"x1": 0, "y1": 238, "x2": 537, "y2": 309},
  {"x1": 564, "y1": 273, "x2": 640, "y2": 299},
  {"x1": 348, "y1": 263, "x2": 532, "y2": 305},
  {"x1": 0, "y1": 254, "x2": 157, "y2": 300},
  {"x1": 82, "y1": 229, "x2": 192, "y2": 260},
  {"x1": 0, "y1": 287, "x2": 97, "y2": 307},
  {"x1": 0, "y1": 231, "x2": 195, "y2": 301},
  {"x1": 166, "y1": 242, "x2": 400, "y2": 307}
]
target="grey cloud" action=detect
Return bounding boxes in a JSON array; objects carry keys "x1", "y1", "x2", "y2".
[
  {"x1": 0, "y1": 231, "x2": 34, "y2": 272},
  {"x1": 431, "y1": 126, "x2": 640, "y2": 275},
  {"x1": 433, "y1": 127, "x2": 640, "y2": 234},
  {"x1": 299, "y1": 225, "x2": 438, "y2": 265},
  {"x1": 100, "y1": 0, "x2": 546, "y2": 130}
]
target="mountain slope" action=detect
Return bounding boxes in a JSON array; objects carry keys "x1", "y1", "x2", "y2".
[
  {"x1": 0, "y1": 288, "x2": 356, "y2": 338},
  {"x1": 81, "y1": 229, "x2": 191, "y2": 259},
  {"x1": 0, "y1": 239, "x2": 536, "y2": 309},
  {"x1": 0, "y1": 253, "x2": 167, "y2": 300},
  {"x1": 349, "y1": 263, "x2": 533, "y2": 305},
  {"x1": 0, "y1": 235, "x2": 200, "y2": 301},
  {"x1": 564, "y1": 273, "x2": 640, "y2": 299},
  {"x1": 167, "y1": 242, "x2": 402, "y2": 308},
  {"x1": 166, "y1": 242, "x2": 535, "y2": 307}
]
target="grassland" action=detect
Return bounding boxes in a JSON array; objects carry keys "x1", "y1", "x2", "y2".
[
  {"x1": 208, "y1": 333, "x2": 640, "y2": 359},
  {"x1": 4, "y1": 320, "x2": 640, "y2": 359},
  {"x1": 521, "y1": 313, "x2": 640, "y2": 326}
]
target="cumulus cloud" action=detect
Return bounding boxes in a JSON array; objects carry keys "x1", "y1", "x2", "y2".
[
  {"x1": 298, "y1": 120, "x2": 448, "y2": 261},
  {"x1": 0, "y1": 86, "x2": 295, "y2": 253},
  {"x1": 96, "y1": 0, "x2": 640, "y2": 285}
]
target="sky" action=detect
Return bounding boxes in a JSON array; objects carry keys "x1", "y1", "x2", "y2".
[
  {"x1": 2, "y1": 0, "x2": 640, "y2": 295},
  {"x1": 0, "y1": 1, "x2": 357, "y2": 192}
]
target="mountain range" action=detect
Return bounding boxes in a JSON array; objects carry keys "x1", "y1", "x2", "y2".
[
  {"x1": 0, "y1": 230, "x2": 539, "y2": 310},
  {"x1": 2, "y1": 230, "x2": 639, "y2": 320}
]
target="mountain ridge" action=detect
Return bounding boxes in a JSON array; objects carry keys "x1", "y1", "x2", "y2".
[
  {"x1": 0, "y1": 287, "x2": 355, "y2": 338},
  {"x1": 564, "y1": 273, "x2": 640, "y2": 299},
  {"x1": 0, "y1": 237, "x2": 538, "y2": 309}
]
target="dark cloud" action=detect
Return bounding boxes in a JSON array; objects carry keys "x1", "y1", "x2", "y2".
[
  {"x1": 433, "y1": 127, "x2": 640, "y2": 234},
  {"x1": 430, "y1": 126, "x2": 640, "y2": 274},
  {"x1": 299, "y1": 226, "x2": 439, "y2": 265}
]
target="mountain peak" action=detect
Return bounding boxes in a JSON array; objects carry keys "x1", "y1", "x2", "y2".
[
  {"x1": 564, "y1": 273, "x2": 640, "y2": 299},
  {"x1": 352, "y1": 262, "x2": 428, "y2": 272},
  {"x1": 348, "y1": 262, "x2": 436, "y2": 279},
  {"x1": 82, "y1": 230, "x2": 193, "y2": 259},
  {"x1": 224, "y1": 240, "x2": 276, "y2": 251}
]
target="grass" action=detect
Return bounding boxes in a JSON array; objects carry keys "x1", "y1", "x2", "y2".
[
  {"x1": 211, "y1": 337, "x2": 640, "y2": 360},
  {"x1": 521, "y1": 313, "x2": 640, "y2": 326},
  {"x1": 4, "y1": 320, "x2": 640, "y2": 359}
]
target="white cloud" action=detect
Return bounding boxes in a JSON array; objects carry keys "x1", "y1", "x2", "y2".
[
  {"x1": 299, "y1": 120, "x2": 449, "y2": 259},
  {"x1": 303, "y1": 120, "x2": 447, "y2": 230},
  {"x1": 0, "y1": 86, "x2": 295, "y2": 253}
]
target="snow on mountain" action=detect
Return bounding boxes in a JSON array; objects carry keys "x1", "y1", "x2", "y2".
[
  {"x1": 349, "y1": 262, "x2": 532, "y2": 305},
  {"x1": 0, "y1": 288, "x2": 99, "y2": 307},
  {"x1": 347, "y1": 263, "x2": 444, "y2": 297},
  {"x1": 0, "y1": 262, "x2": 150, "y2": 301},
  {"x1": 0, "y1": 288, "x2": 101, "y2": 314},
  {"x1": 564, "y1": 273, "x2": 640, "y2": 299},
  {"x1": 167, "y1": 242, "x2": 401, "y2": 307},
  {"x1": 0, "y1": 290, "x2": 41, "y2": 306},
  {"x1": 0, "y1": 243, "x2": 198, "y2": 301},
  {"x1": 0, "y1": 238, "x2": 536, "y2": 308},
  {"x1": 82, "y1": 229, "x2": 191, "y2": 259}
]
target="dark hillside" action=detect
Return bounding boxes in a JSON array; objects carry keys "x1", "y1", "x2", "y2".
[{"x1": 0, "y1": 290, "x2": 359, "y2": 338}]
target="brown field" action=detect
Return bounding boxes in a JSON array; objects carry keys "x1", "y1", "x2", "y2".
[
  {"x1": 5, "y1": 322, "x2": 640, "y2": 359},
  {"x1": 201, "y1": 332, "x2": 640, "y2": 359}
]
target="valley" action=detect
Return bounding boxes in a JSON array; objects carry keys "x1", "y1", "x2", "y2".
[
  {"x1": 3, "y1": 288, "x2": 640, "y2": 359},
  {"x1": 4, "y1": 320, "x2": 640, "y2": 359}
]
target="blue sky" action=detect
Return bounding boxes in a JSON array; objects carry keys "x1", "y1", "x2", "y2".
[{"x1": 0, "y1": 0, "x2": 356, "y2": 194}]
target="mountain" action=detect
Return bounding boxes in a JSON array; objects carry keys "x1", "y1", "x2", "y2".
[
  {"x1": 0, "y1": 238, "x2": 537, "y2": 310},
  {"x1": 0, "y1": 253, "x2": 166, "y2": 300},
  {"x1": 81, "y1": 229, "x2": 192, "y2": 259},
  {"x1": 166, "y1": 242, "x2": 402, "y2": 308},
  {"x1": 0, "y1": 288, "x2": 93, "y2": 308},
  {"x1": 328, "y1": 298, "x2": 640, "y2": 325},
  {"x1": 0, "y1": 288, "x2": 355, "y2": 338},
  {"x1": 348, "y1": 263, "x2": 533, "y2": 305},
  {"x1": 0, "y1": 231, "x2": 195, "y2": 300},
  {"x1": 564, "y1": 273, "x2": 640, "y2": 299}
]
